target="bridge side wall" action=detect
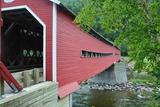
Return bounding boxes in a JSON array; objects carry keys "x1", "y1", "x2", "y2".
[{"x1": 57, "y1": 6, "x2": 120, "y2": 88}]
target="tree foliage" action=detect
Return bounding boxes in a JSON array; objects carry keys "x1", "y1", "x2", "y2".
[
  {"x1": 60, "y1": 0, "x2": 83, "y2": 14},
  {"x1": 60, "y1": 0, "x2": 119, "y2": 42},
  {"x1": 75, "y1": 0, "x2": 160, "y2": 79}
]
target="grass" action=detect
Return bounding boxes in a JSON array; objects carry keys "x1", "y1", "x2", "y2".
[{"x1": 129, "y1": 71, "x2": 157, "y2": 86}]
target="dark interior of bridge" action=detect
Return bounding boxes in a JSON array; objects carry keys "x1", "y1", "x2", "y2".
[{"x1": 2, "y1": 9, "x2": 43, "y2": 72}]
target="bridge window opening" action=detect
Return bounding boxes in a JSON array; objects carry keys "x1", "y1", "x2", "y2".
[
  {"x1": 2, "y1": 8, "x2": 44, "y2": 73},
  {"x1": 81, "y1": 50, "x2": 113, "y2": 58}
]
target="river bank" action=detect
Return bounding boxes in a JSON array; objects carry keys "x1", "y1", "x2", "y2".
[
  {"x1": 72, "y1": 83, "x2": 150, "y2": 107},
  {"x1": 72, "y1": 79, "x2": 160, "y2": 107},
  {"x1": 82, "y1": 80, "x2": 160, "y2": 99}
]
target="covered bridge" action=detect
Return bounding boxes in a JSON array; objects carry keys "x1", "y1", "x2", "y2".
[{"x1": 1, "y1": 0, "x2": 120, "y2": 99}]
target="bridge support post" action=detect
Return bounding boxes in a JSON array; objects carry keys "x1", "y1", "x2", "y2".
[
  {"x1": 0, "y1": 78, "x2": 4, "y2": 96},
  {"x1": 114, "y1": 62, "x2": 128, "y2": 84},
  {"x1": 91, "y1": 61, "x2": 127, "y2": 85},
  {"x1": 69, "y1": 94, "x2": 72, "y2": 107},
  {"x1": 57, "y1": 94, "x2": 73, "y2": 107}
]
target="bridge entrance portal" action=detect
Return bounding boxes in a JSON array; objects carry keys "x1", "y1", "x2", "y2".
[{"x1": 1, "y1": 8, "x2": 44, "y2": 73}]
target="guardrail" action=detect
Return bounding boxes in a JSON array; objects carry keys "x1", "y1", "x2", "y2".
[{"x1": 0, "y1": 61, "x2": 23, "y2": 94}]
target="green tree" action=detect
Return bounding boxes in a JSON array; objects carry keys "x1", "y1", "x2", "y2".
[
  {"x1": 60, "y1": 0, "x2": 83, "y2": 14},
  {"x1": 75, "y1": 0, "x2": 160, "y2": 81},
  {"x1": 60, "y1": 0, "x2": 117, "y2": 41}
]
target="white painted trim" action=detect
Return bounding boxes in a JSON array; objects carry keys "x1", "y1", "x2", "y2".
[
  {"x1": 49, "y1": 0, "x2": 60, "y2": 5},
  {"x1": 69, "y1": 94, "x2": 72, "y2": 107},
  {"x1": 4, "y1": 0, "x2": 15, "y2": 3},
  {"x1": 52, "y1": 3, "x2": 57, "y2": 82},
  {"x1": 2, "y1": 5, "x2": 47, "y2": 81}
]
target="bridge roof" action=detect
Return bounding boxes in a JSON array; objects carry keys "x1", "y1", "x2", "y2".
[{"x1": 49, "y1": 0, "x2": 120, "y2": 50}]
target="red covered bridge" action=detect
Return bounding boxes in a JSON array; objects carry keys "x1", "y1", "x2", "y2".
[{"x1": 0, "y1": 0, "x2": 120, "y2": 99}]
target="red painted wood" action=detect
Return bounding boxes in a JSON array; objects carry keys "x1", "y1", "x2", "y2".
[
  {"x1": 0, "y1": 0, "x2": 2, "y2": 61},
  {"x1": 0, "y1": 0, "x2": 5, "y2": 64},
  {"x1": 0, "y1": 62, "x2": 23, "y2": 91},
  {"x1": 2, "y1": 0, "x2": 53, "y2": 81},
  {"x1": 57, "y1": 6, "x2": 120, "y2": 87},
  {"x1": 58, "y1": 82, "x2": 80, "y2": 99}
]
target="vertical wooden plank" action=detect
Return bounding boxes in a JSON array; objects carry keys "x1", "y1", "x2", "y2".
[
  {"x1": 0, "y1": 77, "x2": 4, "y2": 96},
  {"x1": 33, "y1": 68, "x2": 40, "y2": 84},
  {"x1": 69, "y1": 94, "x2": 72, "y2": 107},
  {"x1": 23, "y1": 72, "x2": 31, "y2": 87},
  {"x1": 0, "y1": 0, "x2": 2, "y2": 62},
  {"x1": 0, "y1": 4, "x2": 7, "y2": 66},
  {"x1": 0, "y1": 0, "x2": 4, "y2": 96},
  {"x1": 0, "y1": 1, "x2": 4, "y2": 96},
  {"x1": 0, "y1": 26, "x2": 2, "y2": 62}
]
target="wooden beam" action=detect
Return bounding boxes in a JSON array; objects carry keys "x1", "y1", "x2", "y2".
[
  {"x1": 0, "y1": 76, "x2": 4, "y2": 96},
  {"x1": 4, "y1": 22, "x2": 15, "y2": 36},
  {"x1": 33, "y1": 68, "x2": 40, "y2": 84},
  {"x1": 0, "y1": 17, "x2": 2, "y2": 62},
  {"x1": 2, "y1": 11, "x2": 28, "y2": 16},
  {"x1": 0, "y1": 4, "x2": 4, "y2": 96},
  {"x1": 23, "y1": 71, "x2": 31, "y2": 87}
]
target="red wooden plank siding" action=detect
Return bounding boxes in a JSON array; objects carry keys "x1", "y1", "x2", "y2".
[
  {"x1": 0, "y1": 0, "x2": 2, "y2": 61},
  {"x1": 2, "y1": 0, "x2": 53, "y2": 80},
  {"x1": 57, "y1": 6, "x2": 120, "y2": 87},
  {"x1": 58, "y1": 82, "x2": 80, "y2": 99}
]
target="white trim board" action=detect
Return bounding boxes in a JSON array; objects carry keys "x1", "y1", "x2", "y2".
[
  {"x1": 52, "y1": 3, "x2": 57, "y2": 82},
  {"x1": 49, "y1": 0, "x2": 60, "y2": 5},
  {"x1": 2, "y1": 5, "x2": 47, "y2": 81}
]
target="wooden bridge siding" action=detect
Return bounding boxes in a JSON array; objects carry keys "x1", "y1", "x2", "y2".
[
  {"x1": 57, "y1": 7, "x2": 120, "y2": 87},
  {"x1": 0, "y1": 0, "x2": 2, "y2": 61},
  {"x1": 2, "y1": 0, "x2": 53, "y2": 81}
]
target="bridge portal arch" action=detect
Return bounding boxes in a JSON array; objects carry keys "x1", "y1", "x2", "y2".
[{"x1": 1, "y1": 6, "x2": 46, "y2": 81}]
